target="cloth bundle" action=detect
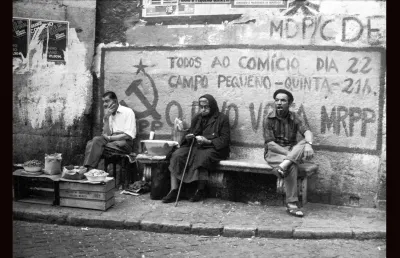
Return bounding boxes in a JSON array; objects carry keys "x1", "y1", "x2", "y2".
[
  {"x1": 61, "y1": 166, "x2": 87, "y2": 180},
  {"x1": 44, "y1": 153, "x2": 62, "y2": 175},
  {"x1": 172, "y1": 118, "x2": 188, "y2": 146}
]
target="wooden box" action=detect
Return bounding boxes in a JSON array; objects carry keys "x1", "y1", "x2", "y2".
[
  {"x1": 13, "y1": 169, "x2": 60, "y2": 205},
  {"x1": 59, "y1": 178, "x2": 116, "y2": 211}
]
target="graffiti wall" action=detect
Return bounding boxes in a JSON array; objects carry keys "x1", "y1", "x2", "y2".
[
  {"x1": 13, "y1": 0, "x2": 96, "y2": 165},
  {"x1": 96, "y1": 0, "x2": 386, "y2": 208},
  {"x1": 103, "y1": 46, "x2": 384, "y2": 156}
]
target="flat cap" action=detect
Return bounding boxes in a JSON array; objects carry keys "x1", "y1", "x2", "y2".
[{"x1": 273, "y1": 89, "x2": 294, "y2": 103}]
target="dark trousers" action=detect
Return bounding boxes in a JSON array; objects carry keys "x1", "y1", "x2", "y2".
[{"x1": 83, "y1": 136, "x2": 133, "y2": 168}]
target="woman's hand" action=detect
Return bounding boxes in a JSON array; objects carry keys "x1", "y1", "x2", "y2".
[
  {"x1": 185, "y1": 133, "x2": 195, "y2": 140},
  {"x1": 195, "y1": 135, "x2": 211, "y2": 145}
]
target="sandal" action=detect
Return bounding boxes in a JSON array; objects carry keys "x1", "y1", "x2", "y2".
[{"x1": 286, "y1": 203, "x2": 304, "y2": 217}]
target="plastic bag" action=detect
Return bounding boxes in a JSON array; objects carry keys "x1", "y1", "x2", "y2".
[
  {"x1": 44, "y1": 153, "x2": 62, "y2": 175},
  {"x1": 61, "y1": 166, "x2": 87, "y2": 180},
  {"x1": 172, "y1": 118, "x2": 188, "y2": 146}
]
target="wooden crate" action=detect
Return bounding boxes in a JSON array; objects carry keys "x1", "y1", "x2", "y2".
[
  {"x1": 59, "y1": 197, "x2": 115, "y2": 211},
  {"x1": 13, "y1": 169, "x2": 60, "y2": 205},
  {"x1": 59, "y1": 178, "x2": 116, "y2": 211},
  {"x1": 59, "y1": 189, "x2": 115, "y2": 201}
]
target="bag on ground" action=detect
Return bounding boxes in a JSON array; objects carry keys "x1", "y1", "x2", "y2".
[{"x1": 44, "y1": 153, "x2": 62, "y2": 175}]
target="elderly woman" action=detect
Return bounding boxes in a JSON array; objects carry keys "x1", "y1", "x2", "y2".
[{"x1": 162, "y1": 94, "x2": 231, "y2": 203}]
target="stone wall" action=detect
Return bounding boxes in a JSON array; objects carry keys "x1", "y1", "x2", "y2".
[
  {"x1": 94, "y1": 0, "x2": 386, "y2": 208},
  {"x1": 13, "y1": 0, "x2": 96, "y2": 165}
]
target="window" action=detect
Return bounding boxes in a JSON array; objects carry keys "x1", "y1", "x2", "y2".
[
  {"x1": 180, "y1": 0, "x2": 230, "y2": 3},
  {"x1": 150, "y1": 0, "x2": 230, "y2": 4},
  {"x1": 150, "y1": 0, "x2": 178, "y2": 5}
]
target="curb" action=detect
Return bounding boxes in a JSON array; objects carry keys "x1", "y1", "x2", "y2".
[
  {"x1": 13, "y1": 210, "x2": 386, "y2": 240},
  {"x1": 140, "y1": 220, "x2": 192, "y2": 234},
  {"x1": 293, "y1": 227, "x2": 353, "y2": 239},
  {"x1": 223, "y1": 225, "x2": 257, "y2": 238}
]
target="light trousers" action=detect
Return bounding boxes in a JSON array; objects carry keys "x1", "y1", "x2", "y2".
[
  {"x1": 264, "y1": 140, "x2": 307, "y2": 203},
  {"x1": 83, "y1": 135, "x2": 133, "y2": 168}
]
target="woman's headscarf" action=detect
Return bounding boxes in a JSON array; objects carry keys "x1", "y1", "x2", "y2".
[
  {"x1": 192, "y1": 94, "x2": 219, "y2": 136},
  {"x1": 199, "y1": 94, "x2": 219, "y2": 117}
]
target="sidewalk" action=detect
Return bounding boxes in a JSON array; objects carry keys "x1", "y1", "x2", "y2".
[{"x1": 13, "y1": 192, "x2": 386, "y2": 240}]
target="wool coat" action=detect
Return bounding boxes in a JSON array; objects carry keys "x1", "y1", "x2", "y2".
[{"x1": 168, "y1": 95, "x2": 230, "y2": 183}]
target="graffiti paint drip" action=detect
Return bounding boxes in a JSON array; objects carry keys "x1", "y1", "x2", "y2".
[{"x1": 30, "y1": 24, "x2": 50, "y2": 70}]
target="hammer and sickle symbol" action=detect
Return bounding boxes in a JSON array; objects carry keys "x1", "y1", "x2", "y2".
[{"x1": 124, "y1": 69, "x2": 161, "y2": 120}]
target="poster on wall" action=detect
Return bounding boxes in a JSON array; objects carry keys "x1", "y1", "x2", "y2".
[
  {"x1": 144, "y1": 4, "x2": 195, "y2": 17},
  {"x1": 231, "y1": 0, "x2": 288, "y2": 8},
  {"x1": 30, "y1": 19, "x2": 69, "y2": 63},
  {"x1": 13, "y1": 17, "x2": 29, "y2": 73}
]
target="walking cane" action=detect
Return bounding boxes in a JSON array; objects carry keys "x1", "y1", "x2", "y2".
[{"x1": 175, "y1": 139, "x2": 195, "y2": 207}]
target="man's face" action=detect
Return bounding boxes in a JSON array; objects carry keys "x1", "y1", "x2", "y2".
[
  {"x1": 103, "y1": 96, "x2": 116, "y2": 110},
  {"x1": 199, "y1": 98, "x2": 211, "y2": 117},
  {"x1": 274, "y1": 93, "x2": 290, "y2": 117}
]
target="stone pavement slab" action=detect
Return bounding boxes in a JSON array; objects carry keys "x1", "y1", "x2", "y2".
[{"x1": 13, "y1": 191, "x2": 386, "y2": 239}]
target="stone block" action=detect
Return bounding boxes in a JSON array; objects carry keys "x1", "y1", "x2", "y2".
[
  {"x1": 191, "y1": 223, "x2": 223, "y2": 236},
  {"x1": 293, "y1": 227, "x2": 353, "y2": 239},
  {"x1": 257, "y1": 226, "x2": 293, "y2": 238},
  {"x1": 123, "y1": 218, "x2": 141, "y2": 230},
  {"x1": 96, "y1": 217, "x2": 125, "y2": 229},
  {"x1": 66, "y1": 215, "x2": 88, "y2": 226},
  {"x1": 140, "y1": 220, "x2": 191, "y2": 234},
  {"x1": 17, "y1": 210, "x2": 67, "y2": 225},
  {"x1": 353, "y1": 229, "x2": 386, "y2": 239},
  {"x1": 66, "y1": 214, "x2": 107, "y2": 228},
  {"x1": 223, "y1": 225, "x2": 256, "y2": 238}
]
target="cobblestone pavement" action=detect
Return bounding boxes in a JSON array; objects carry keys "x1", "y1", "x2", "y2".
[{"x1": 13, "y1": 221, "x2": 386, "y2": 258}]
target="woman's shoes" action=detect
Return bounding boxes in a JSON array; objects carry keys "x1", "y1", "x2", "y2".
[
  {"x1": 161, "y1": 189, "x2": 179, "y2": 203},
  {"x1": 189, "y1": 189, "x2": 205, "y2": 202},
  {"x1": 163, "y1": 189, "x2": 206, "y2": 203}
]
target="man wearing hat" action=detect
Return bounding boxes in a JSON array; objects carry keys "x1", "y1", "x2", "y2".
[{"x1": 263, "y1": 89, "x2": 315, "y2": 217}]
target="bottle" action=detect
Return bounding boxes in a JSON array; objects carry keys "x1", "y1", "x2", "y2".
[{"x1": 149, "y1": 131, "x2": 155, "y2": 140}]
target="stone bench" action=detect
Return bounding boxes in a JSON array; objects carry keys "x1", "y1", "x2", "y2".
[{"x1": 214, "y1": 159, "x2": 318, "y2": 206}]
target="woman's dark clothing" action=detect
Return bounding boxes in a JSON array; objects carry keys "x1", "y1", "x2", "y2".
[{"x1": 168, "y1": 94, "x2": 230, "y2": 183}]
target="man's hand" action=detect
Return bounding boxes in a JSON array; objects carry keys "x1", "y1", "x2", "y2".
[
  {"x1": 104, "y1": 103, "x2": 117, "y2": 118},
  {"x1": 102, "y1": 134, "x2": 110, "y2": 141},
  {"x1": 304, "y1": 144, "x2": 314, "y2": 160}
]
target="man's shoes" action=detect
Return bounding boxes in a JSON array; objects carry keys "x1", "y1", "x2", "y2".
[
  {"x1": 189, "y1": 189, "x2": 206, "y2": 202},
  {"x1": 162, "y1": 189, "x2": 179, "y2": 203},
  {"x1": 286, "y1": 202, "x2": 304, "y2": 217}
]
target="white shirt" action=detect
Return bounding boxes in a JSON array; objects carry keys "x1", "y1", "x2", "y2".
[{"x1": 108, "y1": 105, "x2": 136, "y2": 140}]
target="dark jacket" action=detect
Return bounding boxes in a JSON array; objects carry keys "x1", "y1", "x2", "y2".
[
  {"x1": 181, "y1": 111, "x2": 231, "y2": 159},
  {"x1": 169, "y1": 94, "x2": 231, "y2": 182}
]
